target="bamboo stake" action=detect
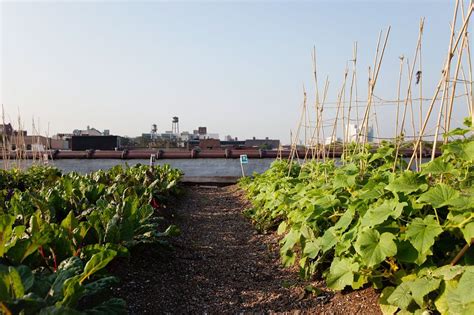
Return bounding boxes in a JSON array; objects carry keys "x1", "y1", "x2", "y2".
[
  {"x1": 359, "y1": 27, "x2": 391, "y2": 155},
  {"x1": 341, "y1": 63, "x2": 348, "y2": 161},
  {"x1": 1, "y1": 105, "x2": 8, "y2": 170},
  {"x1": 460, "y1": 0, "x2": 473, "y2": 119},
  {"x1": 392, "y1": 55, "x2": 405, "y2": 172},
  {"x1": 407, "y1": 66, "x2": 418, "y2": 170},
  {"x1": 418, "y1": 18, "x2": 424, "y2": 167},
  {"x1": 319, "y1": 78, "x2": 330, "y2": 161},
  {"x1": 395, "y1": 56, "x2": 405, "y2": 140},
  {"x1": 372, "y1": 99, "x2": 381, "y2": 144},
  {"x1": 311, "y1": 47, "x2": 321, "y2": 160},
  {"x1": 425, "y1": 0, "x2": 461, "y2": 164},
  {"x1": 407, "y1": 1, "x2": 467, "y2": 169},
  {"x1": 328, "y1": 67, "x2": 348, "y2": 159},
  {"x1": 460, "y1": 65, "x2": 472, "y2": 116},
  {"x1": 432, "y1": 79, "x2": 450, "y2": 159},
  {"x1": 445, "y1": 9, "x2": 470, "y2": 136},
  {"x1": 288, "y1": 89, "x2": 307, "y2": 176},
  {"x1": 346, "y1": 42, "x2": 358, "y2": 154}
]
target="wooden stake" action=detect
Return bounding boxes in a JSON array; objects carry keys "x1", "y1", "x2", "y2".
[{"x1": 408, "y1": 1, "x2": 467, "y2": 169}]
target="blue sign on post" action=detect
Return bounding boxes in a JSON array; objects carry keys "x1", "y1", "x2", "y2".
[{"x1": 240, "y1": 154, "x2": 248, "y2": 177}]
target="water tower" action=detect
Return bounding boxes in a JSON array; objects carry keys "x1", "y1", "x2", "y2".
[
  {"x1": 151, "y1": 124, "x2": 158, "y2": 140},
  {"x1": 172, "y1": 117, "x2": 179, "y2": 134}
]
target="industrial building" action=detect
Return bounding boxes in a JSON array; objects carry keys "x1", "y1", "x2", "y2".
[{"x1": 71, "y1": 135, "x2": 121, "y2": 151}]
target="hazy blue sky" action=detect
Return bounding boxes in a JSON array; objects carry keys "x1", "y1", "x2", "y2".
[{"x1": 1, "y1": 1, "x2": 470, "y2": 143}]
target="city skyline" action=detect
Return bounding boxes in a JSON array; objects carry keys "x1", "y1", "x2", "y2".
[{"x1": 1, "y1": 1, "x2": 471, "y2": 143}]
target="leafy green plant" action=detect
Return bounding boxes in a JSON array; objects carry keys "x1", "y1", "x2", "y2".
[
  {"x1": 0, "y1": 163, "x2": 182, "y2": 314},
  {"x1": 240, "y1": 124, "x2": 473, "y2": 314}
]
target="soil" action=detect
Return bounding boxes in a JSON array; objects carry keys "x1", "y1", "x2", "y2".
[{"x1": 111, "y1": 185, "x2": 382, "y2": 314}]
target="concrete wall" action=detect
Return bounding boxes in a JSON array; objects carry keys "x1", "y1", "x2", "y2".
[{"x1": 4, "y1": 158, "x2": 276, "y2": 177}]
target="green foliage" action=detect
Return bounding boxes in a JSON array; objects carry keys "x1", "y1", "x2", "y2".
[
  {"x1": 240, "y1": 133, "x2": 474, "y2": 314},
  {"x1": 0, "y1": 164, "x2": 182, "y2": 314}
]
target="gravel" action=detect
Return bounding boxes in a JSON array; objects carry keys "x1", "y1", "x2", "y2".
[{"x1": 110, "y1": 185, "x2": 382, "y2": 314}]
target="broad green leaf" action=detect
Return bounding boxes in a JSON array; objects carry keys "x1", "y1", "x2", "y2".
[
  {"x1": 0, "y1": 266, "x2": 25, "y2": 299},
  {"x1": 396, "y1": 240, "x2": 418, "y2": 263},
  {"x1": 461, "y1": 222, "x2": 474, "y2": 243},
  {"x1": 79, "y1": 249, "x2": 117, "y2": 284},
  {"x1": 280, "y1": 228, "x2": 300, "y2": 253},
  {"x1": 320, "y1": 227, "x2": 338, "y2": 253},
  {"x1": 355, "y1": 229, "x2": 397, "y2": 267},
  {"x1": 379, "y1": 286, "x2": 398, "y2": 315},
  {"x1": 326, "y1": 257, "x2": 359, "y2": 291},
  {"x1": 277, "y1": 221, "x2": 287, "y2": 235},
  {"x1": 361, "y1": 199, "x2": 406, "y2": 227},
  {"x1": 60, "y1": 211, "x2": 79, "y2": 233},
  {"x1": 444, "y1": 140, "x2": 474, "y2": 162},
  {"x1": 386, "y1": 171, "x2": 428, "y2": 195},
  {"x1": 387, "y1": 282, "x2": 413, "y2": 310},
  {"x1": 16, "y1": 265, "x2": 34, "y2": 292},
  {"x1": 281, "y1": 250, "x2": 296, "y2": 267},
  {"x1": 406, "y1": 215, "x2": 443, "y2": 264},
  {"x1": 409, "y1": 277, "x2": 441, "y2": 307},
  {"x1": 358, "y1": 182, "x2": 386, "y2": 200},
  {"x1": 420, "y1": 158, "x2": 455, "y2": 175},
  {"x1": 432, "y1": 265, "x2": 464, "y2": 280},
  {"x1": 48, "y1": 257, "x2": 84, "y2": 303},
  {"x1": 445, "y1": 127, "x2": 470, "y2": 137},
  {"x1": 83, "y1": 276, "x2": 119, "y2": 297},
  {"x1": 303, "y1": 239, "x2": 321, "y2": 259},
  {"x1": 333, "y1": 173, "x2": 356, "y2": 189},
  {"x1": 417, "y1": 183, "x2": 460, "y2": 209},
  {"x1": 335, "y1": 225, "x2": 357, "y2": 255},
  {"x1": 435, "y1": 279, "x2": 457, "y2": 314},
  {"x1": 447, "y1": 268, "x2": 474, "y2": 314},
  {"x1": 0, "y1": 215, "x2": 15, "y2": 257},
  {"x1": 334, "y1": 207, "x2": 355, "y2": 231},
  {"x1": 437, "y1": 269, "x2": 474, "y2": 315}
]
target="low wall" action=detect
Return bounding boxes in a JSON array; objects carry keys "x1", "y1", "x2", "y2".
[{"x1": 3, "y1": 158, "x2": 276, "y2": 177}]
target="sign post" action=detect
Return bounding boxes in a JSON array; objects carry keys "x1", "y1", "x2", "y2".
[
  {"x1": 150, "y1": 154, "x2": 156, "y2": 169},
  {"x1": 240, "y1": 154, "x2": 248, "y2": 177}
]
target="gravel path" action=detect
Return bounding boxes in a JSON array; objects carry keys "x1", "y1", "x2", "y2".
[{"x1": 112, "y1": 185, "x2": 381, "y2": 314}]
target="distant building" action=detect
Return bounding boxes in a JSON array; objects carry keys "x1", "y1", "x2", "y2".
[
  {"x1": 73, "y1": 126, "x2": 107, "y2": 136},
  {"x1": 198, "y1": 127, "x2": 207, "y2": 135},
  {"x1": 71, "y1": 135, "x2": 121, "y2": 151},
  {"x1": 7, "y1": 135, "x2": 68, "y2": 151},
  {"x1": 179, "y1": 131, "x2": 192, "y2": 142},
  {"x1": 199, "y1": 139, "x2": 221, "y2": 150},
  {"x1": 221, "y1": 140, "x2": 245, "y2": 148},
  {"x1": 347, "y1": 124, "x2": 374, "y2": 143},
  {"x1": 199, "y1": 133, "x2": 219, "y2": 140},
  {"x1": 244, "y1": 137, "x2": 280, "y2": 149},
  {"x1": 325, "y1": 135, "x2": 342, "y2": 145},
  {"x1": 0, "y1": 123, "x2": 13, "y2": 136}
]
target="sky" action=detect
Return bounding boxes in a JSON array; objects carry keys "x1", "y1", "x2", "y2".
[{"x1": 0, "y1": 0, "x2": 471, "y2": 143}]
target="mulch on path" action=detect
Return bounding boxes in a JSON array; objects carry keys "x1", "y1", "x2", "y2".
[{"x1": 111, "y1": 185, "x2": 381, "y2": 314}]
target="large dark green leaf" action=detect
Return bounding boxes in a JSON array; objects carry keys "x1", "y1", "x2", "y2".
[
  {"x1": 417, "y1": 183, "x2": 460, "y2": 209},
  {"x1": 361, "y1": 199, "x2": 406, "y2": 227},
  {"x1": 326, "y1": 257, "x2": 359, "y2": 290},
  {"x1": 385, "y1": 171, "x2": 428, "y2": 195},
  {"x1": 355, "y1": 229, "x2": 397, "y2": 267},
  {"x1": 405, "y1": 215, "x2": 443, "y2": 264}
]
